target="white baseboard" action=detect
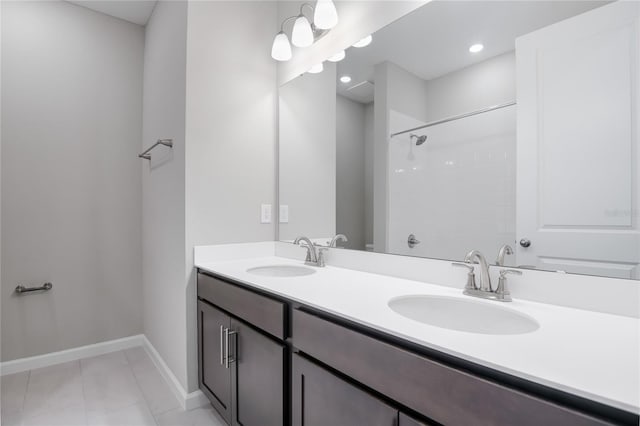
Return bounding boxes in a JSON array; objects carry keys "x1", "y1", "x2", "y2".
[
  {"x1": 0, "y1": 334, "x2": 144, "y2": 376},
  {"x1": 0, "y1": 334, "x2": 210, "y2": 412},
  {"x1": 141, "y1": 335, "x2": 209, "y2": 411}
]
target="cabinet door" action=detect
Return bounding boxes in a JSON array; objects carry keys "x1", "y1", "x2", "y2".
[
  {"x1": 231, "y1": 319, "x2": 285, "y2": 426},
  {"x1": 399, "y1": 413, "x2": 431, "y2": 426},
  {"x1": 292, "y1": 354, "x2": 397, "y2": 426},
  {"x1": 198, "y1": 301, "x2": 231, "y2": 424}
]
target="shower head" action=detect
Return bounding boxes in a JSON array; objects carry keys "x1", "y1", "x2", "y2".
[{"x1": 410, "y1": 133, "x2": 427, "y2": 145}]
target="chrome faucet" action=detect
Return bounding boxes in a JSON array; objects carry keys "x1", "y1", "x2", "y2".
[
  {"x1": 451, "y1": 250, "x2": 521, "y2": 302},
  {"x1": 293, "y1": 236, "x2": 325, "y2": 267},
  {"x1": 496, "y1": 244, "x2": 513, "y2": 266},
  {"x1": 329, "y1": 234, "x2": 348, "y2": 248},
  {"x1": 464, "y1": 250, "x2": 492, "y2": 292}
]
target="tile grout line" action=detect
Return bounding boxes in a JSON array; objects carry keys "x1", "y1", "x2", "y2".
[
  {"x1": 79, "y1": 358, "x2": 90, "y2": 425},
  {"x1": 123, "y1": 350, "x2": 160, "y2": 426}
]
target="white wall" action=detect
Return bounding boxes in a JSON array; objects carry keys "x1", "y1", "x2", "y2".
[
  {"x1": 279, "y1": 64, "x2": 336, "y2": 242},
  {"x1": 336, "y1": 95, "x2": 366, "y2": 250},
  {"x1": 142, "y1": 0, "x2": 188, "y2": 391},
  {"x1": 364, "y1": 103, "x2": 375, "y2": 247},
  {"x1": 1, "y1": 1, "x2": 144, "y2": 361},
  {"x1": 277, "y1": 1, "x2": 427, "y2": 85},
  {"x1": 424, "y1": 52, "x2": 516, "y2": 122},
  {"x1": 184, "y1": 0, "x2": 278, "y2": 391}
]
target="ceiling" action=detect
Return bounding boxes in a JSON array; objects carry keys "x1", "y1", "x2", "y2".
[
  {"x1": 337, "y1": 1, "x2": 609, "y2": 104},
  {"x1": 67, "y1": 1, "x2": 157, "y2": 26}
]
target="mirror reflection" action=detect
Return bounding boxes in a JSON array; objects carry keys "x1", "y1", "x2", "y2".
[{"x1": 278, "y1": 0, "x2": 639, "y2": 280}]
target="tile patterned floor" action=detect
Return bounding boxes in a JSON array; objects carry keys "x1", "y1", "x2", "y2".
[{"x1": 0, "y1": 348, "x2": 227, "y2": 426}]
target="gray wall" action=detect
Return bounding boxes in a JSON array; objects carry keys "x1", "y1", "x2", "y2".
[
  {"x1": 142, "y1": 0, "x2": 188, "y2": 391},
  {"x1": 336, "y1": 95, "x2": 366, "y2": 250},
  {"x1": 1, "y1": 1, "x2": 144, "y2": 361},
  {"x1": 141, "y1": 1, "x2": 278, "y2": 393},
  {"x1": 364, "y1": 103, "x2": 375, "y2": 246},
  {"x1": 184, "y1": 0, "x2": 278, "y2": 391},
  {"x1": 279, "y1": 64, "x2": 337, "y2": 242}
]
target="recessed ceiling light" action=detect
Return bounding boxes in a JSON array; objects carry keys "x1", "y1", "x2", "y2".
[
  {"x1": 352, "y1": 35, "x2": 372, "y2": 48},
  {"x1": 469, "y1": 43, "x2": 484, "y2": 53},
  {"x1": 340, "y1": 75, "x2": 352, "y2": 83},
  {"x1": 328, "y1": 50, "x2": 346, "y2": 62},
  {"x1": 308, "y1": 63, "x2": 324, "y2": 74}
]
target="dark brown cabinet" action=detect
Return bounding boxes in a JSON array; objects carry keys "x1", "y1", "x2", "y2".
[
  {"x1": 198, "y1": 270, "x2": 636, "y2": 426},
  {"x1": 198, "y1": 273, "x2": 286, "y2": 426},
  {"x1": 292, "y1": 354, "x2": 397, "y2": 426},
  {"x1": 232, "y1": 319, "x2": 285, "y2": 426},
  {"x1": 198, "y1": 301, "x2": 232, "y2": 424}
]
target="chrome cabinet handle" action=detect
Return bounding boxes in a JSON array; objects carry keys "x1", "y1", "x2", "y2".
[
  {"x1": 519, "y1": 238, "x2": 531, "y2": 248},
  {"x1": 224, "y1": 328, "x2": 237, "y2": 369},
  {"x1": 220, "y1": 325, "x2": 225, "y2": 366},
  {"x1": 407, "y1": 234, "x2": 421, "y2": 248}
]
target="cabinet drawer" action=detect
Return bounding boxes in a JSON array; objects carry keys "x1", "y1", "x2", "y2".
[
  {"x1": 198, "y1": 272, "x2": 285, "y2": 340},
  {"x1": 292, "y1": 309, "x2": 610, "y2": 426}
]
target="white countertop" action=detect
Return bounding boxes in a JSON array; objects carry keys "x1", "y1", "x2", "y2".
[{"x1": 195, "y1": 255, "x2": 640, "y2": 414}]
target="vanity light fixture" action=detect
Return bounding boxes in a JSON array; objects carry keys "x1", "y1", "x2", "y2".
[
  {"x1": 352, "y1": 34, "x2": 372, "y2": 48},
  {"x1": 313, "y1": 0, "x2": 338, "y2": 30},
  {"x1": 271, "y1": 32, "x2": 293, "y2": 61},
  {"x1": 292, "y1": 14, "x2": 314, "y2": 47},
  {"x1": 271, "y1": 2, "x2": 339, "y2": 62},
  {"x1": 469, "y1": 43, "x2": 484, "y2": 53},
  {"x1": 328, "y1": 50, "x2": 346, "y2": 62},
  {"x1": 340, "y1": 75, "x2": 352, "y2": 83},
  {"x1": 308, "y1": 63, "x2": 324, "y2": 74}
]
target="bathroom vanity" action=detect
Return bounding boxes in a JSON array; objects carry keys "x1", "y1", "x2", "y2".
[{"x1": 194, "y1": 247, "x2": 639, "y2": 426}]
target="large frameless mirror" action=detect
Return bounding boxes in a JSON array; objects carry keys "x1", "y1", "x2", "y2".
[{"x1": 278, "y1": 0, "x2": 640, "y2": 280}]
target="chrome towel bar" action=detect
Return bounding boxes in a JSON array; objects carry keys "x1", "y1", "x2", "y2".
[
  {"x1": 138, "y1": 139, "x2": 173, "y2": 160},
  {"x1": 15, "y1": 282, "x2": 53, "y2": 294}
]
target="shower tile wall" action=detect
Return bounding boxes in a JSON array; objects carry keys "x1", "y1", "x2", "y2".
[{"x1": 387, "y1": 106, "x2": 516, "y2": 263}]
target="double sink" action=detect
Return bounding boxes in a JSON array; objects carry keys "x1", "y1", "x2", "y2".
[{"x1": 246, "y1": 264, "x2": 539, "y2": 336}]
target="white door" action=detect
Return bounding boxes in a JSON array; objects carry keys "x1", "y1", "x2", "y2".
[{"x1": 516, "y1": 1, "x2": 640, "y2": 279}]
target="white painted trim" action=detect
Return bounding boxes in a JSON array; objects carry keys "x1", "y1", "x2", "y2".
[
  {"x1": 0, "y1": 334, "x2": 144, "y2": 376},
  {"x1": 141, "y1": 335, "x2": 209, "y2": 411},
  {"x1": 0, "y1": 334, "x2": 211, "y2": 411}
]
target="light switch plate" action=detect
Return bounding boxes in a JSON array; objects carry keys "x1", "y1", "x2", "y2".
[
  {"x1": 261, "y1": 204, "x2": 272, "y2": 224},
  {"x1": 279, "y1": 205, "x2": 289, "y2": 223}
]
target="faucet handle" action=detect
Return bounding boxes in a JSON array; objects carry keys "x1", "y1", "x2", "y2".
[
  {"x1": 496, "y1": 269, "x2": 522, "y2": 301},
  {"x1": 316, "y1": 248, "x2": 327, "y2": 267},
  {"x1": 452, "y1": 262, "x2": 477, "y2": 291},
  {"x1": 499, "y1": 269, "x2": 522, "y2": 279}
]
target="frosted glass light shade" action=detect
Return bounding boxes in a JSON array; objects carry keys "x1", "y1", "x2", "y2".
[
  {"x1": 314, "y1": 0, "x2": 338, "y2": 30},
  {"x1": 308, "y1": 63, "x2": 324, "y2": 74},
  {"x1": 271, "y1": 32, "x2": 292, "y2": 61},
  {"x1": 292, "y1": 15, "x2": 314, "y2": 47},
  {"x1": 353, "y1": 34, "x2": 372, "y2": 48},
  {"x1": 328, "y1": 50, "x2": 346, "y2": 62}
]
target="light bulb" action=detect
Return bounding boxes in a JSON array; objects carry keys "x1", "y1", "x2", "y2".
[
  {"x1": 292, "y1": 15, "x2": 314, "y2": 47},
  {"x1": 339, "y1": 75, "x2": 351, "y2": 83},
  {"x1": 328, "y1": 50, "x2": 345, "y2": 62},
  {"x1": 308, "y1": 63, "x2": 324, "y2": 74},
  {"x1": 314, "y1": 0, "x2": 338, "y2": 30},
  {"x1": 271, "y1": 32, "x2": 292, "y2": 61},
  {"x1": 352, "y1": 34, "x2": 372, "y2": 48},
  {"x1": 469, "y1": 43, "x2": 484, "y2": 53}
]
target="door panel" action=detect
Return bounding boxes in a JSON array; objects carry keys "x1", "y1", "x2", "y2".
[
  {"x1": 399, "y1": 413, "x2": 430, "y2": 426},
  {"x1": 292, "y1": 353, "x2": 397, "y2": 426},
  {"x1": 516, "y1": 1, "x2": 640, "y2": 279},
  {"x1": 198, "y1": 301, "x2": 232, "y2": 424},
  {"x1": 232, "y1": 319, "x2": 285, "y2": 426}
]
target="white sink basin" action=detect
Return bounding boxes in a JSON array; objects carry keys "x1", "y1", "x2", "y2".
[
  {"x1": 388, "y1": 295, "x2": 539, "y2": 335},
  {"x1": 247, "y1": 265, "x2": 316, "y2": 277}
]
